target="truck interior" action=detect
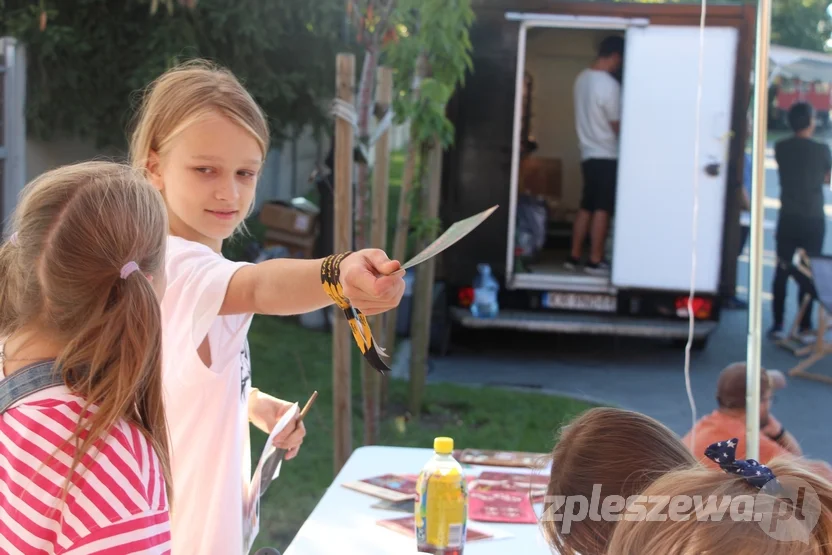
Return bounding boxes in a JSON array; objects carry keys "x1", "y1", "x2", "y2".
[{"x1": 512, "y1": 26, "x2": 625, "y2": 294}]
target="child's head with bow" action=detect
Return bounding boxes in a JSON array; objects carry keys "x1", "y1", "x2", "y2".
[
  {"x1": 607, "y1": 438, "x2": 832, "y2": 555},
  {"x1": 541, "y1": 407, "x2": 697, "y2": 555}
]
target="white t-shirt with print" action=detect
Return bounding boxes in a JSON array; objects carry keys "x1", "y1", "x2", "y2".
[
  {"x1": 574, "y1": 68, "x2": 621, "y2": 161},
  {"x1": 161, "y1": 236, "x2": 255, "y2": 554}
]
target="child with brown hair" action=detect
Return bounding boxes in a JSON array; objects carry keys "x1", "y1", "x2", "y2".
[
  {"x1": 542, "y1": 407, "x2": 698, "y2": 555},
  {"x1": 129, "y1": 59, "x2": 406, "y2": 553},
  {"x1": 607, "y1": 438, "x2": 832, "y2": 555},
  {"x1": 0, "y1": 162, "x2": 171, "y2": 553}
]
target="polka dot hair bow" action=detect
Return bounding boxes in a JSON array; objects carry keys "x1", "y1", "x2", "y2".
[{"x1": 704, "y1": 437, "x2": 778, "y2": 490}]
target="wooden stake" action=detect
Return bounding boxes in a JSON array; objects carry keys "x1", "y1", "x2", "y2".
[
  {"x1": 409, "y1": 139, "x2": 443, "y2": 417},
  {"x1": 354, "y1": 47, "x2": 378, "y2": 250},
  {"x1": 333, "y1": 52, "x2": 355, "y2": 475},
  {"x1": 362, "y1": 66, "x2": 393, "y2": 445}
]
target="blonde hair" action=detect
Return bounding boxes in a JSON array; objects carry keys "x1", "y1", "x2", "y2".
[
  {"x1": 607, "y1": 458, "x2": 832, "y2": 555},
  {"x1": 129, "y1": 59, "x2": 270, "y2": 172},
  {"x1": 542, "y1": 407, "x2": 698, "y2": 555},
  {"x1": 0, "y1": 161, "x2": 172, "y2": 504}
]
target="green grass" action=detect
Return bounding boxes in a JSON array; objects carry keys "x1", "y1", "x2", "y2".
[{"x1": 247, "y1": 315, "x2": 596, "y2": 551}]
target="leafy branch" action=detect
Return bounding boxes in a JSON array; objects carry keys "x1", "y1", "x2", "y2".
[{"x1": 1, "y1": 0, "x2": 344, "y2": 148}]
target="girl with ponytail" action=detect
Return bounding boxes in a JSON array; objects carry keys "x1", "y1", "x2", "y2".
[{"x1": 0, "y1": 161, "x2": 172, "y2": 553}]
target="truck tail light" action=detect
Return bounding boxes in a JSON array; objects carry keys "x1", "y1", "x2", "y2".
[
  {"x1": 675, "y1": 296, "x2": 713, "y2": 320},
  {"x1": 458, "y1": 286, "x2": 474, "y2": 308}
]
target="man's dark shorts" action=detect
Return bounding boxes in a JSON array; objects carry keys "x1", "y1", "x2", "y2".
[{"x1": 580, "y1": 158, "x2": 618, "y2": 214}]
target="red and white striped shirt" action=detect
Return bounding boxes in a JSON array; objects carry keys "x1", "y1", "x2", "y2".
[{"x1": 0, "y1": 383, "x2": 171, "y2": 554}]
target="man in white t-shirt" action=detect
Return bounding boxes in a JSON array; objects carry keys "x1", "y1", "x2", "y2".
[{"x1": 565, "y1": 35, "x2": 624, "y2": 276}]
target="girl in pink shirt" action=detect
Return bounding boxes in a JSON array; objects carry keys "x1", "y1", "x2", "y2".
[
  {"x1": 0, "y1": 162, "x2": 172, "y2": 553},
  {"x1": 128, "y1": 60, "x2": 406, "y2": 553}
]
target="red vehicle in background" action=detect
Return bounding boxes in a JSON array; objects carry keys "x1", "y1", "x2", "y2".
[{"x1": 770, "y1": 77, "x2": 832, "y2": 129}]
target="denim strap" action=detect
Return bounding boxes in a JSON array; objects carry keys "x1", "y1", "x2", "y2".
[{"x1": 0, "y1": 361, "x2": 62, "y2": 414}]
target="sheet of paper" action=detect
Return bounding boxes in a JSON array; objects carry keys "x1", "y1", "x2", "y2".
[
  {"x1": 400, "y1": 205, "x2": 498, "y2": 271},
  {"x1": 377, "y1": 515, "x2": 513, "y2": 543},
  {"x1": 458, "y1": 449, "x2": 548, "y2": 468},
  {"x1": 243, "y1": 402, "x2": 299, "y2": 554}
]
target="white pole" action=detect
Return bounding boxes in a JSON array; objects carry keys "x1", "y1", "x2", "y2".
[
  {"x1": 747, "y1": 0, "x2": 773, "y2": 461},
  {"x1": 2, "y1": 38, "x2": 27, "y2": 230}
]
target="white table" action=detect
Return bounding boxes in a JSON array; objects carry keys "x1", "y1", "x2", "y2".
[{"x1": 283, "y1": 446, "x2": 553, "y2": 555}]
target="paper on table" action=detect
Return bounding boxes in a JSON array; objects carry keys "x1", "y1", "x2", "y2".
[
  {"x1": 243, "y1": 402, "x2": 300, "y2": 555},
  {"x1": 377, "y1": 515, "x2": 514, "y2": 543},
  {"x1": 399, "y1": 205, "x2": 498, "y2": 271}
]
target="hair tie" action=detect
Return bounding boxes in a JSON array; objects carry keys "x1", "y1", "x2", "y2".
[
  {"x1": 9, "y1": 232, "x2": 18, "y2": 246},
  {"x1": 705, "y1": 438, "x2": 778, "y2": 490},
  {"x1": 120, "y1": 261, "x2": 141, "y2": 280}
]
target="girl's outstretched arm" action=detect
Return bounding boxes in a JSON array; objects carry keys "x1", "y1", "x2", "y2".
[{"x1": 220, "y1": 248, "x2": 405, "y2": 316}]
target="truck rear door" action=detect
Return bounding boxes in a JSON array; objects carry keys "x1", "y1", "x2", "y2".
[{"x1": 611, "y1": 25, "x2": 739, "y2": 294}]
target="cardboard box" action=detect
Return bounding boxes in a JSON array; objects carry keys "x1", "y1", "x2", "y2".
[
  {"x1": 519, "y1": 156, "x2": 562, "y2": 213},
  {"x1": 259, "y1": 201, "x2": 317, "y2": 236},
  {"x1": 263, "y1": 228, "x2": 316, "y2": 259}
]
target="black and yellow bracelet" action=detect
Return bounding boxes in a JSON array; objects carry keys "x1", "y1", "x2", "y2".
[{"x1": 321, "y1": 252, "x2": 390, "y2": 374}]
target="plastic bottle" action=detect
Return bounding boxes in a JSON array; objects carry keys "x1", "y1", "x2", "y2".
[
  {"x1": 414, "y1": 437, "x2": 469, "y2": 555},
  {"x1": 470, "y1": 263, "x2": 499, "y2": 318}
]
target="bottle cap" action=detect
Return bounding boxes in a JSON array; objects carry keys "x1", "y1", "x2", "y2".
[{"x1": 434, "y1": 437, "x2": 453, "y2": 454}]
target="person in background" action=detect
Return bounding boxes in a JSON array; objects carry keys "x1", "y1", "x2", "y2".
[
  {"x1": 740, "y1": 149, "x2": 752, "y2": 254},
  {"x1": 769, "y1": 101, "x2": 831, "y2": 341},
  {"x1": 565, "y1": 35, "x2": 624, "y2": 276},
  {"x1": 724, "y1": 120, "x2": 754, "y2": 310},
  {"x1": 682, "y1": 361, "x2": 832, "y2": 483}
]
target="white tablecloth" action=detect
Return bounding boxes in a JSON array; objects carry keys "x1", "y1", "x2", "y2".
[{"x1": 283, "y1": 446, "x2": 553, "y2": 555}]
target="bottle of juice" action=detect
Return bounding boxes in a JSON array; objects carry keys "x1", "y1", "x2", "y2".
[{"x1": 414, "y1": 437, "x2": 468, "y2": 555}]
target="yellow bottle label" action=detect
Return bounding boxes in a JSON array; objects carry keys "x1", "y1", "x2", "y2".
[{"x1": 415, "y1": 468, "x2": 468, "y2": 548}]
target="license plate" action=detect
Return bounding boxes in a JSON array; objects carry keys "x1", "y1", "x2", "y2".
[{"x1": 542, "y1": 292, "x2": 617, "y2": 313}]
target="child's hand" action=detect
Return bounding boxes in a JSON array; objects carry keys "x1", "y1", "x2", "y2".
[
  {"x1": 339, "y1": 249, "x2": 406, "y2": 315},
  {"x1": 249, "y1": 392, "x2": 306, "y2": 460}
]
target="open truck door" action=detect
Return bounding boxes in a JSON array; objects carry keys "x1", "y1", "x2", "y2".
[{"x1": 612, "y1": 25, "x2": 739, "y2": 293}]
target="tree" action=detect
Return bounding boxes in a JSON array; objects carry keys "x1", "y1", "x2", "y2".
[
  {"x1": 382, "y1": 0, "x2": 473, "y2": 417},
  {"x1": 345, "y1": 0, "x2": 398, "y2": 448},
  {"x1": 604, "y1": 0, "x2": 831, "y2": 52},
  {"x1": 346, "y1": 0, "x2": 397, "y2": 252},
  {"x1": 1, "y1": 0, "x2": 344, "y2": 148},
  {"x1": 771, "y1": 0, "x2": 832, "y2": 52}
]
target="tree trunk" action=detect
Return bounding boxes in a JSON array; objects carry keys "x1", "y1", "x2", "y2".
[
  {"x1": 408, "y1": 139, "x2": 442, "y2": 418},
  {"x1": 333, "y1": 53, "x2": 356, "y2": 475}
]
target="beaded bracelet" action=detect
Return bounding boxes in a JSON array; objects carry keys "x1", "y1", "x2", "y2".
[{"x1": 321, "y1": 252, "x2": 390, "y2": 373}]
